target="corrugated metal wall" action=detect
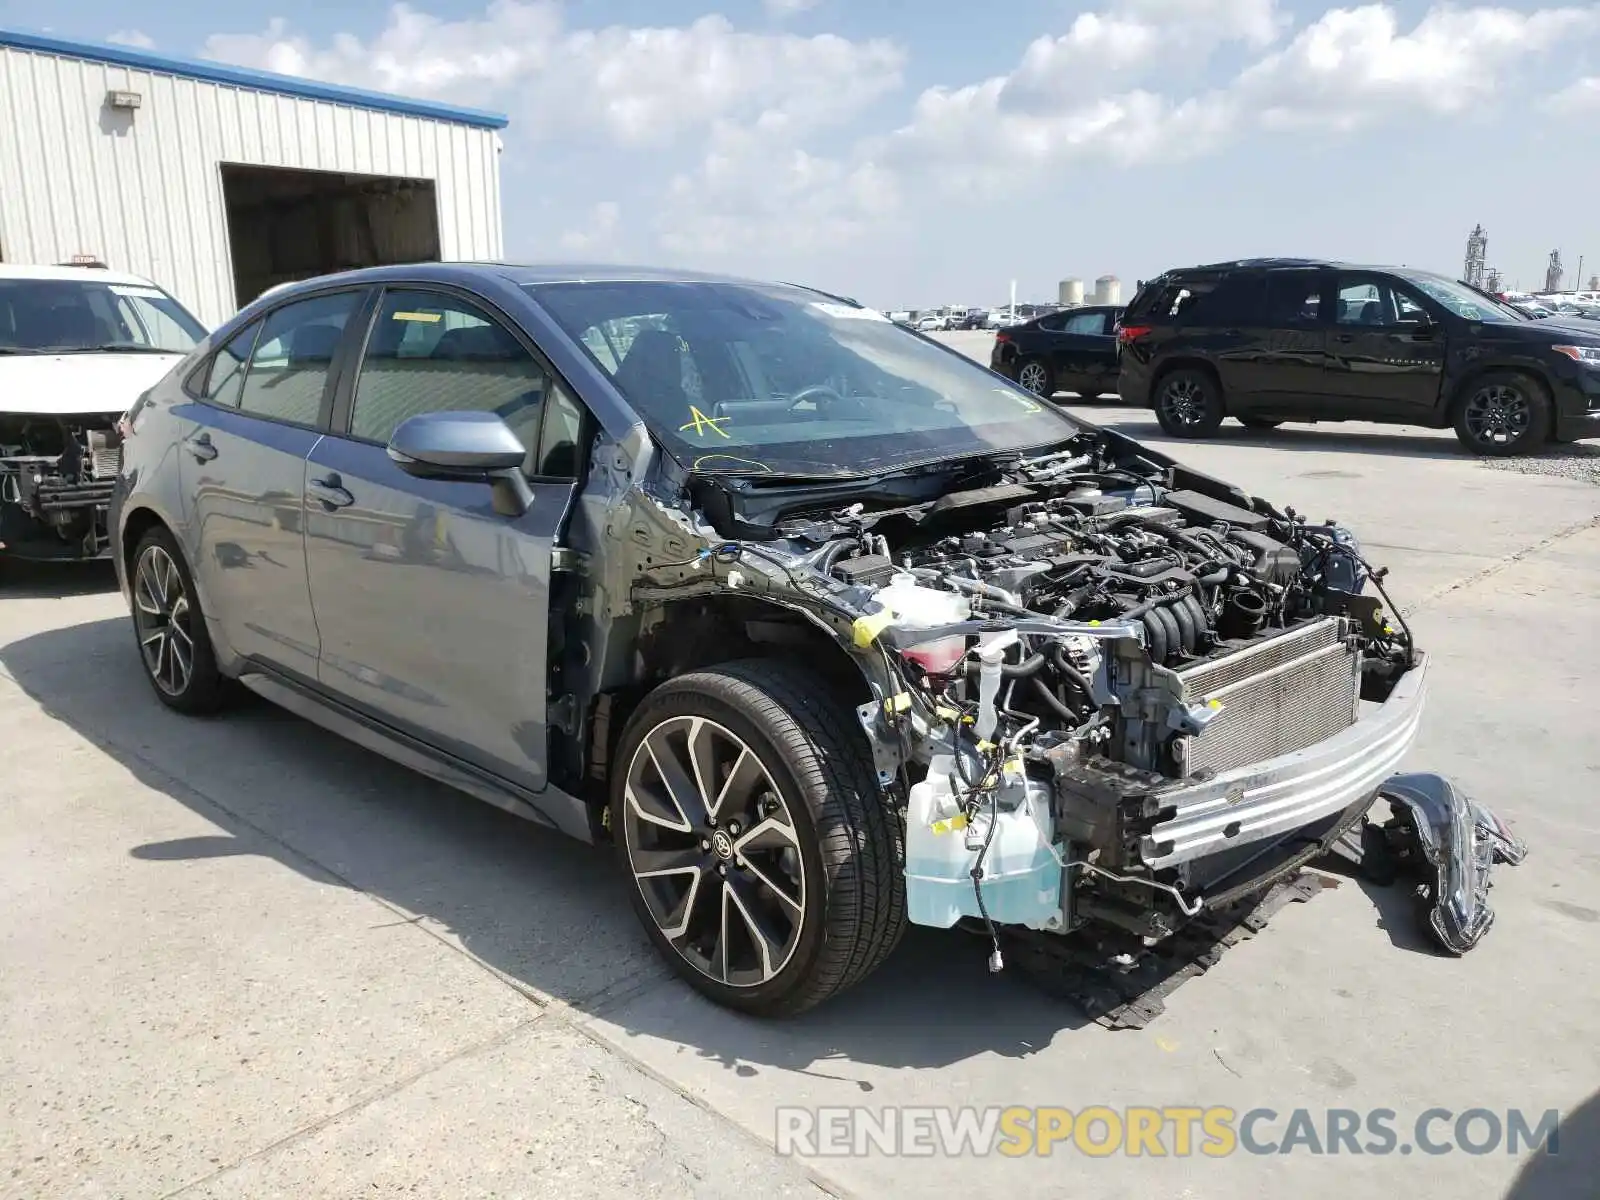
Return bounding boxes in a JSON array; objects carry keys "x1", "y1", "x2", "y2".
[{"x1": 0, "y1": 46, "x2": 504, "y2": 327}]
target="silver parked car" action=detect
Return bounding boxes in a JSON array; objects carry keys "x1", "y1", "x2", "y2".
[{"x1": 112, "y1": 264, "x2": 1520, "y2": 1018}]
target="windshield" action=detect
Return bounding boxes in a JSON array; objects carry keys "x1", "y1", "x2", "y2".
[
  {"x1": 1398, "y1": 274, "x2": 1523, "y2": 323},
  {"x1": 526, "y1": 280, "x2": 1077, "y2": 477},
  {"x1": 0, "y1": 277, "x2": 207, "y2": 354}
]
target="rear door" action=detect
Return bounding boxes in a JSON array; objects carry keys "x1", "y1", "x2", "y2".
[
  {"x1": 1320, "y1": 272, "x2": 1446, "y2": 420},
  {"x1": 178, "y1": 288, "x2": 365, "y2": 678},
  {"x1": 1221, "y1": 269, "x2": 1331, "y2": 415},
  {"x1": 302, "y1": 284, "x2": 587, "y2": 792}
]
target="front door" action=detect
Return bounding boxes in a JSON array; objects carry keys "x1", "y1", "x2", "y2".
[
  {"x1": 1320, "y1": 273, "x2": 1446, "y2": 420},
  {"x1": 179, "y1": 289, "x2": 365, "y2": 678},
  {"x1": 302, "y1": 286, "x2": 587, "y2": 791},
  {"x1": 1050, "y1": 308, "x2": 1119, "y2": 396}
]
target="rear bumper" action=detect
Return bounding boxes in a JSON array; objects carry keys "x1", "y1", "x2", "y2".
[{"x1": 1140, "y1": 653, "x2": 1428, "y2": 868}]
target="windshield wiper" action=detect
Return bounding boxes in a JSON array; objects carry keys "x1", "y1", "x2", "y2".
[{"x1": 48, "y1": 344, "x2": 179, "y2": 355}]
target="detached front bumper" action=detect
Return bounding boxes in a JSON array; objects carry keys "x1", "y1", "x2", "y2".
[{"x1": 1141, "y1": 654, "x2": 1428, "y2": 869}]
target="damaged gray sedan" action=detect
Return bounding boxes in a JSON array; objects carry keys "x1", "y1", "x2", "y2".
[{"x1": 111, "y1": 264, "x2": 1520, "y2": 1017}]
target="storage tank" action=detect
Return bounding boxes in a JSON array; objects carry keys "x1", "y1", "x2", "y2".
[
  {"x1": 1093, "y1": 275, "x2": 1121, "y2": 306},
  {"x1": 1057, "y1": 278, "x2": 1084, "y2": 307}
]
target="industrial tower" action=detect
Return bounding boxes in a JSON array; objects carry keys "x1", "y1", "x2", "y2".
[
  {"x1": 1463, "y1": 225, "x2": 1488, "y2": 288},
  {"x1": 1545, "y1": 250, "x2": 1564, "y2": 293}
]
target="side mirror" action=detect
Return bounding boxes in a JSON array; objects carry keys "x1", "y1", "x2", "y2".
[{"x1": 387, "y1": 410, "x2": 533, "y2": 517}]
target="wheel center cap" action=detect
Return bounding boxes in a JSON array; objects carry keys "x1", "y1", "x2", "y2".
[{"x1": 711, "y1": 829, "x2": 735, "y2": 860}]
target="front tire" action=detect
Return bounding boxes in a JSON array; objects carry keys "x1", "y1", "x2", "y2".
[
  {"x1": 1154, "y1": 368, "x2": 1225, "y2": 437},
  {"x1": 130, "y1": 527, "x2": 226, "y2": 714},
  {"x1": 611, "y1": 661, "x2": 906, "y2": 1016},
  {"x1": 1453, "y1": 371, "x2": 1551, "y2": 456}
]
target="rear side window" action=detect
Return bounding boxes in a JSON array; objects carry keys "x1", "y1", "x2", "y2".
[
  {"x1": 1261, "y1": 272, "x2": 1323, "y2": 324},
  {"x1": 237, "y1": 292, "x2": 360, "y2": 426},
  {"x1": 1061, "y1": 311, "x2": 1108, "y2": 334}
]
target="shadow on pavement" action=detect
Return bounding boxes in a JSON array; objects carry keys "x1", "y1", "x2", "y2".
[
  {"x1": 1, "y1": 614, "x2": 1092, "y2": 1081},
  {"x1": 1091, "y1": 417, "x2": 1468, "y2": 462},
  {"x1": 0, "y1": 557, "x2": 121, "y2": 598},
  {"x1": 1504, "y1": 1088, "x2": 1599, "y2": 1200}
]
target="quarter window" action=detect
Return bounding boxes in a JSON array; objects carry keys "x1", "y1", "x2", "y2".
[
  {"x1": 350, "y1": 290, "x2": 560, "y2": 472},
  {"x1": 201, "y1": 321, "x2": 260, "y2": 409},
  {"x1": 237, "y1": 292, "x2": 360, "y2": 425}
]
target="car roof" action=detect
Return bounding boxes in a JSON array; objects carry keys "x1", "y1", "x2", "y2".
[
  {"x1": 1162, "y1": 258, "x2": 1452, "y2": 279},
  {"x1": 0, "y1": 262, "x2": 165, "y2": 287},
  {"x1": 260, "y1": 261, "x2": 815, "y2": 291}
]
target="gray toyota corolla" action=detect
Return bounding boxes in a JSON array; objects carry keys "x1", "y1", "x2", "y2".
[{"x1": 112, "y1": 263, "x2": 1522, "y2": 1019}]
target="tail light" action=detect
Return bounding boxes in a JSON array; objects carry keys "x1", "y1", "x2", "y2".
[
  {"x1": 994, "y1": 331, "x2": 1010, "y2": 343},
  {"x1": 1117, "y1": 324, "x2": 1152, "y2": 344}
]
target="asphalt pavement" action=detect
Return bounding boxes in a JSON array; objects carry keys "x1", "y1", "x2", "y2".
[{"x1": 3, "y1": 332, "x2": 1597, "y2": 1198}]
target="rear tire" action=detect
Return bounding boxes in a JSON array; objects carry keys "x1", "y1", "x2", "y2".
[
  {"x1": 1154, "y1": 368, "x2": 1225, "y2": 438},
  {"x1": 129, "y1": 527, "x2": 227, "y2": 715},
  {"x1": 1452, "y1": 371, "x2": 1551, "y2": 456},
  {"x1": 1017, "y1": 358, "x2": 1054, "y2": 397},
  {"x1": 611, "y1": 660, "x2": 906, "y2": 1016}
]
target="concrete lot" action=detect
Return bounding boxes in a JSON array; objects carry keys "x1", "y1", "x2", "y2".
[{"x1": 4, "y1": 333, "x2": 1598, "y2": 1198}]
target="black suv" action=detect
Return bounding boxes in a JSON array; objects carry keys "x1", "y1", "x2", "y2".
[{"x1": 1117, "y1": 258, "x2": 1600, "y2": 454}]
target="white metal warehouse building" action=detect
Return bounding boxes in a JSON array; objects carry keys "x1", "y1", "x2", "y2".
[{"x1": 0, "y1": 27, "x2": 507, "y2": 327}]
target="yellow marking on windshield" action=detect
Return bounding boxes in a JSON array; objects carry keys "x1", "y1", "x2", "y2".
[
  {"x1": 997, "y1": 387, "x2": 1042, "y2": 413},
  {"x1": 692, "y1": 454, "x2": 771, "y2": 473},
  {"x1": 392, "y1": 311, "x2": 442, "y2": 323},
  {"x1": 680, "y1": 405, "x2": 732, "y2": 438}
]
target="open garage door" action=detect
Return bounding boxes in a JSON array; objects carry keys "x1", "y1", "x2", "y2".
[{"x1": 221, "y1": 164, "x2": 442, "y2": 309}]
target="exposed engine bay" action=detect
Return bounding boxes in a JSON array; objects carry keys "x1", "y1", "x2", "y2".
[
  {"x1": 657, "y1": 426, "x2": 1520, "y2": 969},
  {"x1": 0, "y1": 413, "x2": 122, "y2": 559}
]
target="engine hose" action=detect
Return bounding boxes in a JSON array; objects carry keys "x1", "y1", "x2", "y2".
[
  {"x1": 964, "y1": 652, "x2": 1048, "y2": 680},
  {"x1": 817, "y1": 541, "x2": 853, "y2": 574},
  {"x1": 1153, "y1": 603, "x2": 1184, "y2": 658},
  {"x1": 1104, "y1": 512, "x2": 1216, "y2": 560},
  {"x1": 1182, "y1": 594, "x2": 1209, "y2": 644},
  {"x1": 1030, "y1": 675, "x2": 1080, "y2": 722},
  {"x1": 1047, "y1": 643, "x2": 1096, "y2": 705}
]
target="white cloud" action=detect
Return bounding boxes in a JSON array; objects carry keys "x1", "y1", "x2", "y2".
[
  {"x1": 557, "y1": 201, "x2": 623, "y2": 255},
  {"x1": 1235, "y1": 4, "x2": 1599, "y2": 129},
  {"x1": 1542, "y1": 74, "x2": 1600, "y2": 113},
  {"x1": 107, "y1": 30, "x2": 156, "y2": 49},
  {"x1": 203, "y1": 3, "x2": 903, "y2": 147}
]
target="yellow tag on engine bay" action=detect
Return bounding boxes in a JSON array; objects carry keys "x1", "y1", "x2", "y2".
[
  {"x1": 930, "y1": 812, "x2": 970, "y2": 835},
  {"x1": 852, "y1": 608, "x2": 894, "y2": 647}
]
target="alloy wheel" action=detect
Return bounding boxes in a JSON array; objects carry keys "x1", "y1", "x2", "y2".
[
  {"x1": 1160, "y1": 377, "x2": 1206, "y2": 426},
  {"x1": 622, "y1": 715, "x2": 806, "y2": 987},
  {"x1": 133, "y1": 545, "x2": 195, "y2": 697},
  {"x1": 1018, "y1": 362, "x2": 1050, "y2": 396},
  {"x1": 1463, "y1": 385, "x2": 1531, "y2": 448}
]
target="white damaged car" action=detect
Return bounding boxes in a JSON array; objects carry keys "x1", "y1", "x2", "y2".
[{"x1": 0, "y1": 264, "x2": 207, "y2": 562}]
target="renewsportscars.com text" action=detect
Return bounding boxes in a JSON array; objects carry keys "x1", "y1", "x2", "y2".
[{"x1": 775, "y1": 1106, "x2": 1563, "y2": 1159}]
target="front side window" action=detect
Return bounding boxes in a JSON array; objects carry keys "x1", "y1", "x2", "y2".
[
  {"x1": 236, "y1": 291, "x2": 360, "y2": 426},
  {"x1": 0, "y1": 277, "x2": 207, "y2": 355},
  {"x1": 528, "y1": 280, "x2": 1079, "y2": 478},
  {"x1": 1335, "y1": 277, "x2": 1433, "y2": 328},
  {"x1": 349, "y1": 290, "x2": 552, "y2": 465}
]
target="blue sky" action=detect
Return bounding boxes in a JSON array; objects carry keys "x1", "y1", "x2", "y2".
[{"x1": 4, "y1": 0, "x2": 1598, "y2": 308}]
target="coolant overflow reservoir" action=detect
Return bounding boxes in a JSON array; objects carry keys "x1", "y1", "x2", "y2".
[{"x1": 856, "y1": 573, "x2": 973, "y2": 662}]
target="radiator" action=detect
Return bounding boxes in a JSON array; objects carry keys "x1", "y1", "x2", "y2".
[{"x1": 1172, "y1": 617, "x2": 1361, "y2": 777}]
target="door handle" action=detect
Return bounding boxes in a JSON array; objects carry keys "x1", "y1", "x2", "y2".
[
  {"x1": 307, "y1": 474, "x2": 355, "y2": 510},
  {"x1": 1334, "y1": 333, "x2": 1355, "y2": 343},
  {"x1": 184, "y1": 432, "x2": 218, "y2": 462}
]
